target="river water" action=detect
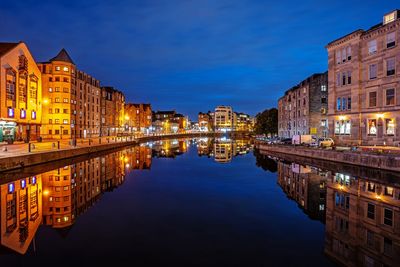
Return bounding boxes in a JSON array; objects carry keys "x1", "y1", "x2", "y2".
[{"x1": 0, "y1": 138, "x2": 398, "y2": 266}]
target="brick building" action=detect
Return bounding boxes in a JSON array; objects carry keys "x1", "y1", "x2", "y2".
[{"x1": 278, "y1": 72, "x2": 328, "y2": 138}]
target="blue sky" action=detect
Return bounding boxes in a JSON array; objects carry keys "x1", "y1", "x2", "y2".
[{"x1": 1, "y1": 0, "x2": 398, "y2": 119}]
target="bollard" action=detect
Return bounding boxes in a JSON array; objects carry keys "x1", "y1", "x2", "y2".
[{"x1": 57, "y1": 141, "x2": 60, "y2": 149}]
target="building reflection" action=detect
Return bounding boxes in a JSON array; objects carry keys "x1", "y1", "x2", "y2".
[
  {"x1": 325, "y1": 172, "x2": 400, "y2": 266},
  {"x1": 0, "y1": 145, "x2": 152, "y2": 254},
  {"x1": 152, "y1": 139, "x2": 188, "y2": 158},
  {"x1": 0, "y1": 176, "x2": 42, "y2": 254},
  {"x1": 277, "y1": 161, "x2": 327, "y2": 222},
  {"x1": 275, "y1": 159, "x2": 400, "y2": 266},
  {"x1": 196, "y1": 138, "x2": 252, "y2": 163}
]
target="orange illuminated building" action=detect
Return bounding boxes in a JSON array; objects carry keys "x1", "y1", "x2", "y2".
[
  {"x1": 124, "y1": 103, "x2": 152, "y2": 134},
  {"x1": 100, "y1": 86, "x2": 125, "y2": 136},
  {"x1": 0, "y1": 176, "x2": 42, "y2": 254},
  {"x1": 0, "y1": 42, "x2": 42, "y2": 142},
  {"x1": 38, "y1": 49, "x2": 101, "y2": 140}
]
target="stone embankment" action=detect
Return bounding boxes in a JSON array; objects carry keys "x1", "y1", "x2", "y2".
[{"x1": 256, "y1": 143, "x2": 400, "y2": 172}]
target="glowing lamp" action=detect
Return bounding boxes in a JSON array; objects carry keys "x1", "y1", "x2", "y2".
[
  {"x1": 338, "y1": 115, "x2": 346, "y2": 121},
  {"x1": 376, "y1": 113, "x2": 384, "y2": 119}
]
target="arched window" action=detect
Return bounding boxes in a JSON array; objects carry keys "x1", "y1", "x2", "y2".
[
  {"x1": 29, "y1": 74, "x2": 38, "y2": 106},
  {"x1": 6, "y1": 68, "x2": 16, "y2": 107}
]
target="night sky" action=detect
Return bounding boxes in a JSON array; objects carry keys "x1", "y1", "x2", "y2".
[{"x1": 1, "y1": 1, "x2": 398, "y2": 119}]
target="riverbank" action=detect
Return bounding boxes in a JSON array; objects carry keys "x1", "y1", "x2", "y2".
[
  {"x1": 0, "y1": 132, "x2": 221, "y2": 172},
  {"x1": 256, "y1": 143, "x2": 400, "y2": 172}
]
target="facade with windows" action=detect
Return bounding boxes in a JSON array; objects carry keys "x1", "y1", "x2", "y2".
[
  {"x1": 326, "y1": 10, "x2": 400, "y2": 145},
  {"x1": 124, "y1": 103, "x2": 152, "y2": 134},
  {"x1": 100, "y1": 86, "x2": 125, "y2": 137},
  {"x1": 325, "y1": 172, "x2": 400, "y2": 266},
  {"x1": 0, "y1": 42, "x2": 42, "y2": 142},
  {"x1": 214, "y1": 106, "x2": 233, "y2": 131},
  {"x1": 278, "y1": 72, "x2": 328, "y2": 138}
]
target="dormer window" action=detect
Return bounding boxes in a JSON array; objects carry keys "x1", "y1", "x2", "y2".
[{"x1": 384, "y1": 11, "x2": 397, "y2": 25}]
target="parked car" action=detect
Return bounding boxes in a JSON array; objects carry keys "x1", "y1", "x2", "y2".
[
  {"x1": 279, "y1": 138, "x2": 293, "y2": 145},
  {"x1": 311, "y1": 137, "x2": 334, "y2": 148}
]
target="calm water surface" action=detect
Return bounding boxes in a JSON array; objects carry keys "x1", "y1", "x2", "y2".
[{"x1": 0, "y1": 138, "x2": 398, "y2": 266}]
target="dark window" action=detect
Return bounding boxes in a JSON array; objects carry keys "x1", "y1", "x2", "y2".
[
  {"x1": 369, "y1": 92, "x2": 377, "y2": 107},
  {"x1": 347, "y1": 97, "x2": 352, "y2": 110},
  {"x1": 384, "y1": 208, "x2": 393, "y2": 226},
  {"x1": 386, "y1": 89, "x2": 395, "y2": 106},
  {"x1": 367, "y1": 203, "x2": 375, "y2": 220}
]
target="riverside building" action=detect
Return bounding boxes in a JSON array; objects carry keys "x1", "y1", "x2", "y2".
[
  {"x1": 0, "y1": 42, "x2": 43, "y2": 142},
  {"x1": 278, "y1": 72, "x2": 328, "y2": 138},
  {"x1": 326, "y1": 10, "x2": 400, "y2": 146},
  {"x1": 39, "y1": 49, "x2": 101, "y2": 140}
]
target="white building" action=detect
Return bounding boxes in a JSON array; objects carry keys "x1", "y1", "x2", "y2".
[{"x1": 214, "y1": 106, "x2": 233, "y2": 131}]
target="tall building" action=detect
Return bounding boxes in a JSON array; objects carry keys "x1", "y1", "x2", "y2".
[
  {"x1": 214, "y1": 106, "x2": 233, "y2": 131},
  {"x1": 100, "y1": 86, "x2": 125, "y2": 136},
  {"x1": 124, "y1": 103, "x2": 152, "y2": 134},
  {"x1": 278, "y1": 72, "x2": 328, "y2": 138},
  {"x1": 39, "y1": 49, "x2": 101, "y2": 140},
  {"x1": 0, "y1": 42, "x2": 42, "y2": 142},
  {"x1": 326, "y1": 10, "x2": 400, "y2": 146},
  {"x1": 234, "y1": 112, "x2": 254, "y2": 132}
]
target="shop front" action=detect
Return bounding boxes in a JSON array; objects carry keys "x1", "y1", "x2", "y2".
[{"x1": 0, "y1": 121, "x2": 17, "y2": 142}]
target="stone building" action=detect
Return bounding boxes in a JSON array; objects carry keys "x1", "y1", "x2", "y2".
[
  {"x1": 278, "y1": 72, "x2": 328, "y2": 138},
  {"x1": 100, "y1": 86, "x2": 125, "y2": 137},
  {"x1": 124, "y1": 103, "x2": 152, "y2": 134},
  {"x1": 326, "y1": 10, "x2": 400, "y2": 146},
  {"x1": 0, "y1": 42, "x2": 42, "y2": 142},
  {"x1": 39, "y1": 49, "x2": 101, "y2": 140}
]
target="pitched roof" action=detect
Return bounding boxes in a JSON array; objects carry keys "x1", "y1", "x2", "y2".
[
  {"x1": 49, "y1": 48, "x2": 75, "y2": 64},
  {"x1": 0, "y1": 42, "x2": 19, "y2": 57}
]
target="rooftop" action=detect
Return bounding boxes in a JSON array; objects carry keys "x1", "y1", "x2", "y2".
[
  {"x1": 49, "y1": 48, "x2": 75, "y2": 64},
  {"x1": 0, "y1": 42, "x2": 20, "y2": 57}
]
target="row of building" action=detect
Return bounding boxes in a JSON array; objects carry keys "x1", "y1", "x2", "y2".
[
  {"x1": 278, "y1": 10, "x2": 400, "y2": 146},
  {"x1": 0, "y1": 42, "x2": 154, "y2": 142},
  {"x1": 198, "y1": 105, "x2": 255, "y2": 132}
]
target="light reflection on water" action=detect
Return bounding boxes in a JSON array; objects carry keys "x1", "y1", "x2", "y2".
[{"x1": 0, "y1": 138, "x2": 398, "y2": 266}]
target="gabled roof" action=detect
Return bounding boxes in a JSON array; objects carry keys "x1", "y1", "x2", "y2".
[
  {"x1": 49, "y1": 48, "x2": 75, "y2": 64},
  {"x1": 0, "y1": 42, "x2": 19, "y2": 57}
]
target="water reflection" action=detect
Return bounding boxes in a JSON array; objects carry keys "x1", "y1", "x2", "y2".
[
  {"x1": 273, "y1": 158, "x2": 400, "y2": 266},
  {"x1": 196, "y1": 138, "x2": 253, "y2": 163},
  {"x1": 0, "y1": 139, "x2": 398, "y2": 266},
  {"x1": 0, "y1": 145, "x2": 152, "y2": 254}
]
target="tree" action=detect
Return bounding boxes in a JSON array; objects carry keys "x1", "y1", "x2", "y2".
[{"x1": 254, "y1": 108, "x2": 278, "y2": 136}]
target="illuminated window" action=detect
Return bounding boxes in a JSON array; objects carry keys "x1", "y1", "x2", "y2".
[
  {"x1": 385, "y1": 186, "x2": 394, "y2": 196},
  {"x1": 55, "y1": 66, "x2": 60, "y2": 71},
  {"x1": 55, "y1": 119, "x2": 60, "y2": 124},
  {"x1": 31, "y1": 110, "x2": 36, "y2": 120},
  {"x1": 63, "y1": 66, "x2": 69, "y2": 72},
  {"x1": 49, "y1": 87, "x2": 53, "y2": 92},
  {"x1": 384, "y1": 12, "x2": 396, "y2": 25},
  {"x1": 386, "y1": 58, "x2": 395, "y2": 76},
  {"x1": 55, "y1": 87, "x2": 60, "y2": 92},
  {"x1": 55, "y1": 97, "x2": 60, "y2": 103},
  {"x1": 387, "y1": 32, "x2": 396, "y2": 48},
  {"x1": 29, "y1": 74, "x2": 38, "y2": 105},
  {"x1": 386, "y1": 89, "x2": 395, "y2": 106},
  {"x1": 386, "y1": 119, "x2": 395, "y2": 135},
  {"x1": 369, "y1": 92, "x2": 377, "y2": 107},
  {"x1": 20, "y1": 109, "x2": 26, "y2": 119},
  {"x1": 368, "y1": 40, "x2": 377, "y2": 54},
  {"x1": 6, "y1": 68, "x2": 16, "y2": 104},
  {"x1": 321, "y1": 85, "x2": 327, "y2": 91},
  {"x1": 368, "y1": 119, "x2": 377, "y2": 135},
  {"x1": 63, "y1": 119, "x2": 68, "y2": 124},
  {"x1": 7, "y1": 107, "x2": 14, "y2": 118},
  {"x1": 63, "y1": 98, "x2": 69, "y2": 103}
]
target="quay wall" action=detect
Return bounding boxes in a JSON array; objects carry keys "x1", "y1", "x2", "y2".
[{"x1": 257, "y1": 144, "x2": 400, "y2": 172}]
